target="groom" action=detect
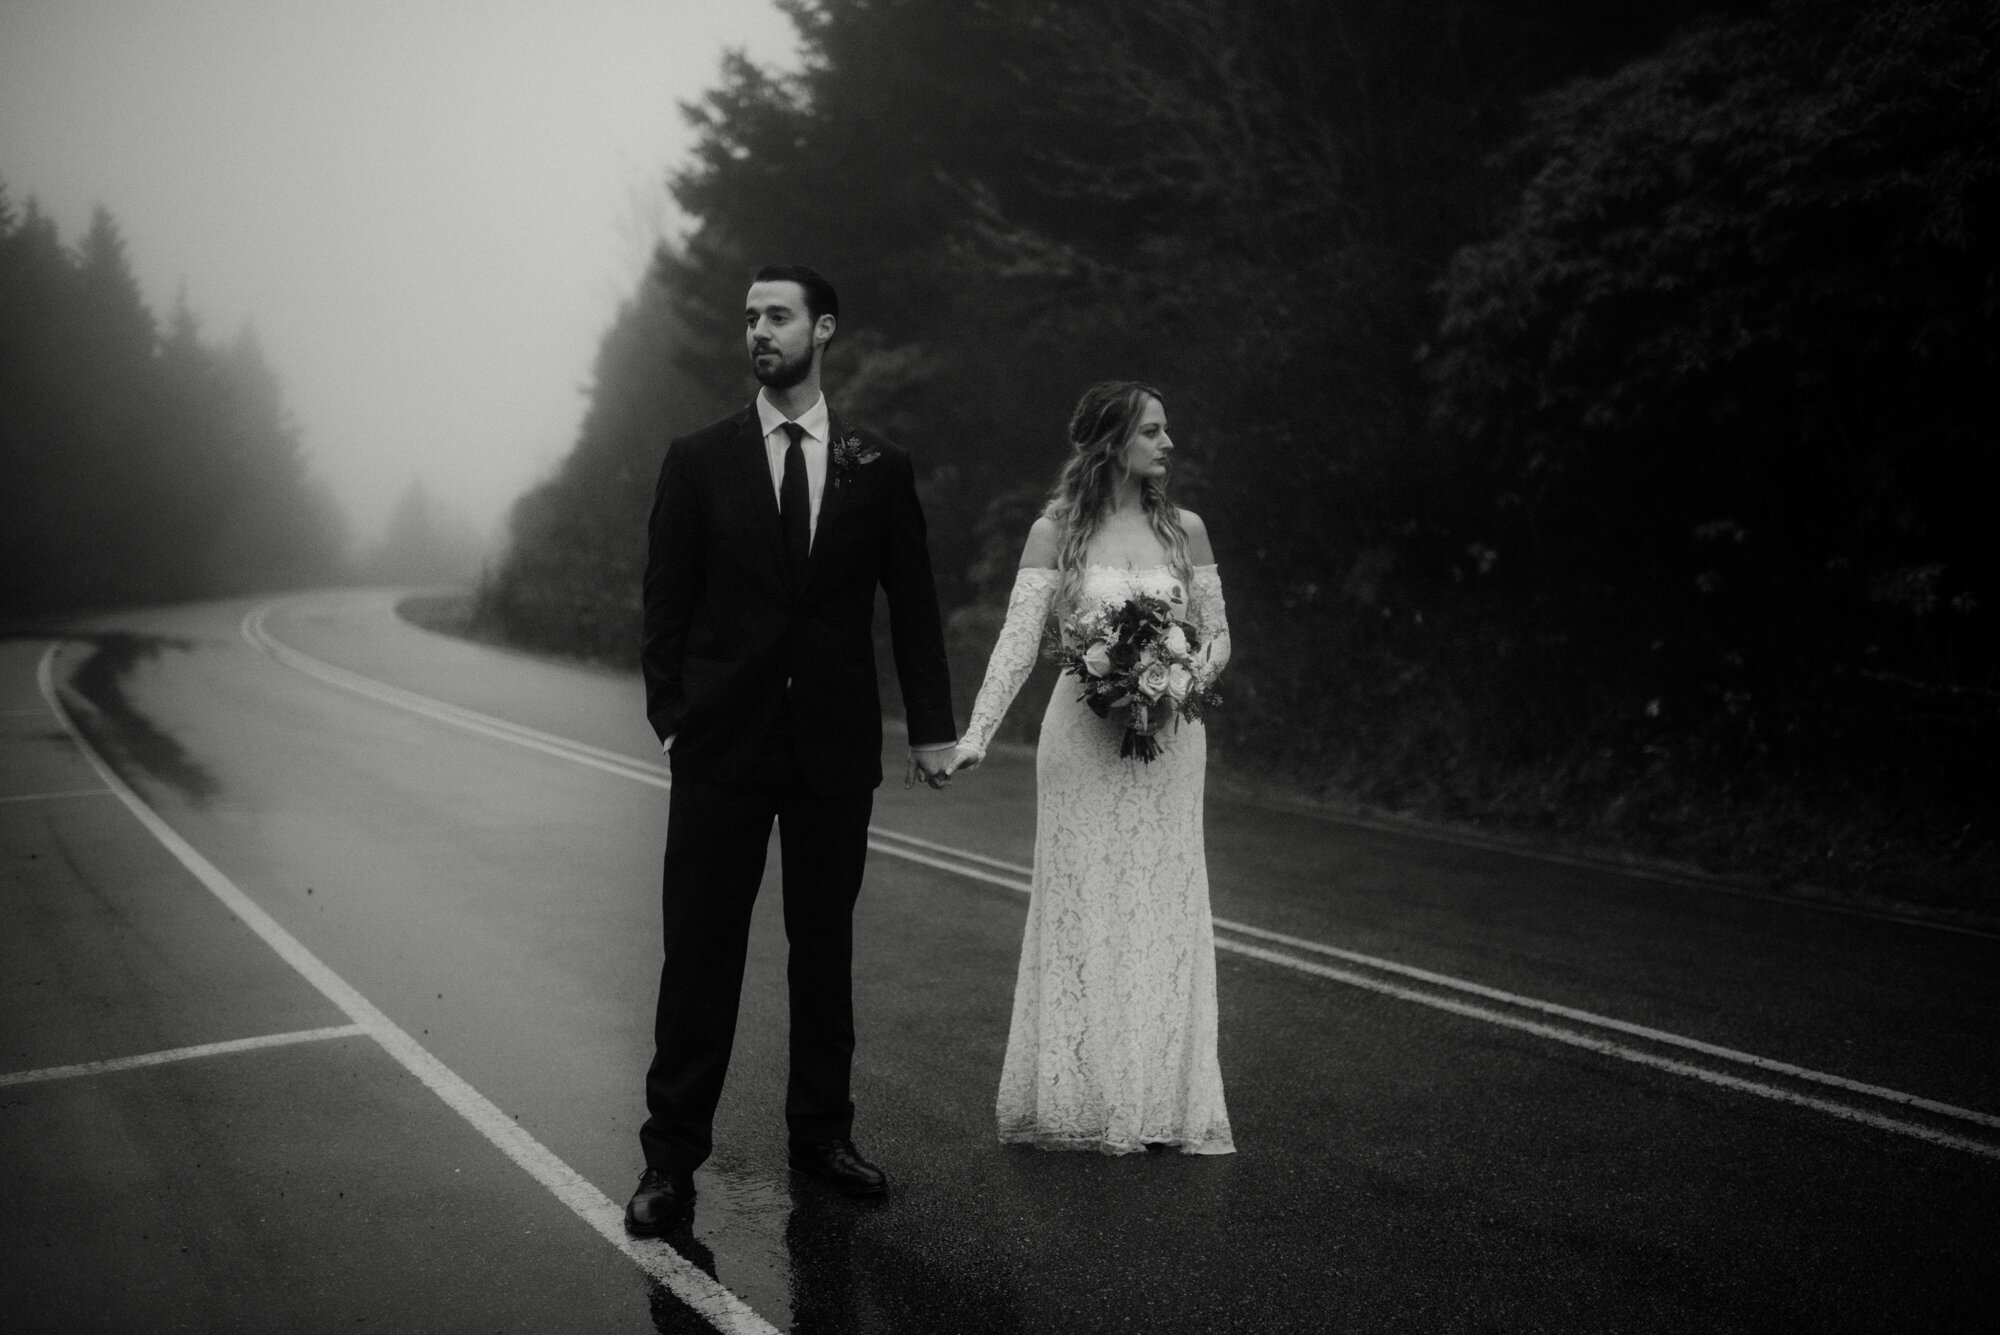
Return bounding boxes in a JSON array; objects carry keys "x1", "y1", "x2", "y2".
[{"x1": 625, "y1": 264, "x2": 958, "y2": 1234}]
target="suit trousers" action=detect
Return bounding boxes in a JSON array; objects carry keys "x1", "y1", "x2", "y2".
[{"x1": 639, "y1": 718, "x2": 875, "y2": 1177}]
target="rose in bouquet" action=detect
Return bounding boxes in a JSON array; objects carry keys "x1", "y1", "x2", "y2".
[{"x1": 1051, "y1": 591, "x2": 1221, "y2": 761}]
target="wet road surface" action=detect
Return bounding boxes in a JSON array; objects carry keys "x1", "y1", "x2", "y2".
[{"x1": 4, "y1": 589, "x2": 1997, "y2": 1333}]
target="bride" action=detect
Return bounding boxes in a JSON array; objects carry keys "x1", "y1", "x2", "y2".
[{"x1": 950, "y1": 381, "x2": 1235, "y2": 1155}]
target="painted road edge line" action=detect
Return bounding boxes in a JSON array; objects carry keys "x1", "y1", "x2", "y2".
[
  {"x1": 863, "y1": 841, "x2": 2000, "y2": 1143},
  {"x1": 243, "y1": 606, "x2": 2000, "y2": 1159},
  {"x1": 38, "y1": 642, "x2": 778, "y2": 1335},
  {"x1": 0, "y1": 1026, "x2": 367, "y2": 1088},
  {"x1": 864, "y1": 839, "x2": 2000, "y2": 1155},
  {"x1": 1215, "y1": 936, "x2": 2000, "y2": 1161},
  {"x1": 866, "y1": 839, "x2": 1038, "y2": 893},
  {"x1": 1211, "y1": 918, "x2": 2000, "y2": 1132},
  {"x1": 241, "y1": 604, "x2": 671, "y2": 791},
  {"x1": 867, "y1": 826, "x2": 1041, "y2": 875}
]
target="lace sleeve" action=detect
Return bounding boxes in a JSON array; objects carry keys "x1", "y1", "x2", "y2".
[
  {"x1": 960, "y1": 567, "x2": 1059, "y2": 759},
  {"x1": 1189, "y1": 564, "x2": 1230, "y2": 682}
]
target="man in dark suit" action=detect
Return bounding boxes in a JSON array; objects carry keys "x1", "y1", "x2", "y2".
[{"x1": 625, "y1": 265, "x2": 958, "y2": 1234}]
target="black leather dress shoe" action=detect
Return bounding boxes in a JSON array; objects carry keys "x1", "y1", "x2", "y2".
[
  {"x1": 623, "y1": 1167, "x2": 695, "y2": 1235},
  {"x1": 788, "y1": 1139, "x2": 887, "y2": 1197}
]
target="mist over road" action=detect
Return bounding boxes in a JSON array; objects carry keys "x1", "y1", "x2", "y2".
[{"x1": 5, "y1": 589, "x2": 1996, "y2": 1332}]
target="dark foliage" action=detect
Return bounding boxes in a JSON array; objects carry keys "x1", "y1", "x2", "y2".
[
  {"x1": 481, "y1": 0, "x2": 1994, "y2": 906},
  {"x1": 475, "y1": 264, "x2": 731, "y2": 658},
  {"x1": 1427, "y1": 0, "x2": 1998, "y2": 894},
  {"x1": 1, "y1": 188, "x2": 344, "y2": 614}
]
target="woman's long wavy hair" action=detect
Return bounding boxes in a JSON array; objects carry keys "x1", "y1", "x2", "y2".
[{"x1": 1044, "y1": 380, "x2": 1193, "y2": 613}]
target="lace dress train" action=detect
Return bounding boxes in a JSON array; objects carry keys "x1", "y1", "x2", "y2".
[{"x1": 960, "y1": 564, "x2": 1235, "y2": 1155}]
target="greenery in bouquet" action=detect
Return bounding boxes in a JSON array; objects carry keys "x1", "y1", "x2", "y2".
[{"x1": 1050, "y1": 592, "x2": 1222, "y2": 762}]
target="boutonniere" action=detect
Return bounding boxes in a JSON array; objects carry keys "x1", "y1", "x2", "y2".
[{"x1": 830, "y1": 433, "x2": 881, "y2": 483}]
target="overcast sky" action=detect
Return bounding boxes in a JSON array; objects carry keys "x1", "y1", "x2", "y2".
[{"x1": 0, "y1": 0, "x2": 799, "y2": 547}]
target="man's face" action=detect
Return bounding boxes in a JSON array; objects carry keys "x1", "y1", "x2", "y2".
[{"x1": 745, "y1": 280, "x2": 828, "y2": 390}]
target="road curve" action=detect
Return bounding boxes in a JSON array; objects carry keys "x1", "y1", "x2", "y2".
[{"x1": 4, "y1": 588, "x2": 1996, "y2": 1333}]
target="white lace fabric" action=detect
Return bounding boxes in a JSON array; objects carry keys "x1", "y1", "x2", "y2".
[
  {"x1": 1187, "y1": 564, "x2": 1231, "y2": 687},
  {"x1": 961, "y1": 564, "x2": 1231, "y2": 758},
  {"x1": 966, "y1": 563, "x2": 1235, "y2": 1155},
  {"x1": 960, "y1": 568, "x2": 1058, "y2": 760}
]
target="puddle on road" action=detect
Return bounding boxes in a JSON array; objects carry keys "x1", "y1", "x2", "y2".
[
  {"x1": 55, "y1": 632, "x2": 219, "y2": 805},
  {"x1": 636, "y1": 1158, "x2": 792, "y2": 1329},
  {"x1": 637, "y1": 1157, "x2": 1028, "y2": 1333}
]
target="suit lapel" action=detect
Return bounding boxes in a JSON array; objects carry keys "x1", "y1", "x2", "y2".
[{"x1": 730, "y1": 405, "x2": 786, "y2": 575}]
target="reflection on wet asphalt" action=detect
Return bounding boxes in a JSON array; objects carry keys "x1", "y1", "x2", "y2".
[
  {"x1": 22, "y1": 593, "x2": 1991, "y2": 1333},
  {"x1": 646, "y1": 1231, "x2": 724, "y2": 1335},
  {"x1": 645, "y1": 1167, "x2": 1028, "y2": 1334},
  {"x1": 60, "y1": 632, "x2": 217, "y2": 803},
  {"x1": 782, "y1": 1186, "x2": 861, "y2": 1335},
  {"x1": 781, "y1": 1175, "x2": 1024, "y2": 1335}
]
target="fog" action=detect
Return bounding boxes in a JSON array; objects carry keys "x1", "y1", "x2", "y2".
[{"x1": 0, "y1": 0, "x2": 798, "y2": 549}]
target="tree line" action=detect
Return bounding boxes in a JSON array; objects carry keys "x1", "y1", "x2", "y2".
[
  {"x1": 481, "y1": 0, "x2": 1996, "y2": 903},
  {"x1": 1, "y1": 187, "x2": 344, "y2": 615}
]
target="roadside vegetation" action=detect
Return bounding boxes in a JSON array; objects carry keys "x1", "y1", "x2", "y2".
[
  {"x1": 473, "y1": 0, "x2": 1997, "y2": 922},
  {"x1": 0, "y1": 190, "x2": 346, "y2": 612}
]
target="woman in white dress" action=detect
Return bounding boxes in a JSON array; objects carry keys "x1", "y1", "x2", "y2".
[{"x1": 949, "y1": 381, "x2": 1235, "y2": 1155}]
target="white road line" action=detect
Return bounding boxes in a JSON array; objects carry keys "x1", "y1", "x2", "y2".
[
  {"x1": 857, "y1": 842, "x2": 2000, "y2": 1149},
  {"x1": 38, "y1": 643, "x2": 778, "y2": 1335},
  {"x1": 252, "y1": 602, "x2": 1008, "y2": 866},
  {"x1": 1215, "y1": 937, "x2": 2000, "y2": 1161},
  {"x1": 1209, "y1": 918, "x2": 2000, "y2": 1132},
  {"x1": 868, "y1": 826, "x2": 1040, "y2": 876},
  {"x1": 0, "y1": 1026, "x2": 367, "y2": 1088},
  {"x1": 866, "y1": 839, "x2": 1035, "y2": 892},
  {"x1": 241, "y1": 605, "x2": 672, "y2": 791},
  {"x1": 240, "y1": 601, "x2": 2000, "y2": 1160},
  {"x1": 0, "y1": 787, "x2": 116, "y2": 805},
  {"x1": 860, "y1": 832, "x2": 2000, "y2": 1135}
]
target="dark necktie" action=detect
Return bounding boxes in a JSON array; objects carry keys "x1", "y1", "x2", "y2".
[{"x1": 779, "y1": 421, "x2": 810, "y2": 585}]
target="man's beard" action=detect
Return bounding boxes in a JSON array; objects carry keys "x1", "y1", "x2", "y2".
[{"x1": 751, "y1": 343, "x2": 813, "y2": 390}]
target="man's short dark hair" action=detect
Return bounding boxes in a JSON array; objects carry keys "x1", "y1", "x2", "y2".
[{"x1": 752, "y1": 264, "x2": 840, "y2": 323}]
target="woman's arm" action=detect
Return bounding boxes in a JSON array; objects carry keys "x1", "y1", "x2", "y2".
[
  {"x1": 1180, "y1": 510, "x2": 1229, "y2": 680},
  {"x1": 951, "y1": 519, "x2": 1061, "y2": 771}
]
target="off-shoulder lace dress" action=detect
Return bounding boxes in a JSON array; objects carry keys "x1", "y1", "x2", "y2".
[{"x1": 959, "y1": 563, "x2": 1235, "y2": 1155}]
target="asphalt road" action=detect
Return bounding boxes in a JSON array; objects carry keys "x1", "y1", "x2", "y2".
[{"x1": 3, "y1": 588, "x2": 1996, "y2": 1333}]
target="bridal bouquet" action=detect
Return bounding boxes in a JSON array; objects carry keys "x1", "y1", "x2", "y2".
[{"x1": 1052, "y1": 592, "x2": 1221, "y2": 762}]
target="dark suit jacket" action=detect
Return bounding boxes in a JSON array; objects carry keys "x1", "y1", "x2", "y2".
[{"x1": 641, "y1": 403, "x2": 956, "y2": 793}]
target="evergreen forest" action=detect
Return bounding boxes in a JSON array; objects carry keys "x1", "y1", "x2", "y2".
[
  {"x1": 1, "y1": 189, "x2": 345, "y2": 613},
  {"x1": 480, "y1": 0, "x2": 1997, "y2": 911}
]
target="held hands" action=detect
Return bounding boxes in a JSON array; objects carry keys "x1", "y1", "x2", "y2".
[
  {"x1": 904, "y1": 745, "x2": 956, "y2": 791},
  {"x1": 943, "y1": 744, "x2": 983, "y2": 776}
]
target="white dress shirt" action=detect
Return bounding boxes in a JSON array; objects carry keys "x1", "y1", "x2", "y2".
[
  {"x1": 755, "y1": 390, "x2": 829, "y2": 546},
  {"x1": 706, "y1": 390, "x2": 952, "y2": 763}
]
